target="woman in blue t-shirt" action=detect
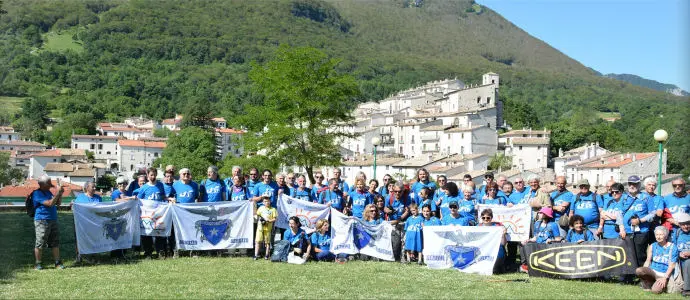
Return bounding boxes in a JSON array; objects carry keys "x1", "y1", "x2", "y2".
[
  {"x1": 311, "y1": 219, "x2": 334, "y2": 261},
  {"x1": 636, "y1": 226, "x2": 678, "y2": 294},
  {"x1": 478, "y1": 208, "x2": 507, "y2": 274},
  {"x1": 284, "y1": 216, "x2": 311, "y2": 261}
]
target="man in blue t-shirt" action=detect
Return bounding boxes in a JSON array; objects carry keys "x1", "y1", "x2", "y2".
[
  {"x1": 74, "y1": 181, "x2": 102, "y2": 204},
  {"x1": 173, "y1": 168, "x2": 199, "y2": 203},
  {"x1": 332, "y1": 168, "x2": 349, "y2": 194},
  {"x1": 200, "y1": 166, "x2": 226, "y2": 202},
  {"x1": 251, "y1": 169, "x2": 280, "y2": 208},
  {"x1": 550, "y1": 176, "x2": 574, "y2": 237},
  {"x1": 569, "y1": 179, "x2": 603, "y2": 237},
  {"x1": 659, "y1": 179, "x2": 690, "y2": 227},
  {"x1": 32, "y1": 175, "x2": 65, "y2": 270}
]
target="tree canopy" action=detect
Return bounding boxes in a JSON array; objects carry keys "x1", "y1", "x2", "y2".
[{"x1": 153, "y1": 127, "x2": 217, "y2": 180}]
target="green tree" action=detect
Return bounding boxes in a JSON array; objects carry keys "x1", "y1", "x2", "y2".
[
  {"x1": 219, "y1": 155, "x2": 280, "y2": 178},
  {"x1": 234, "y1": 45, "x2": 360, "y2": 182},
  {"x1": 180, "y1": 98, "x2": 214, "y2": 130},
  {"x1": 153, "y1": 127, "x2": 172, "y2": 138},
  {"x1": 0, "y1": 152, "x2": 25, "y2": 185},
  {"x1": 153, "y1": 127, "x2": 217, "y2": 180},
  {"x1": 96, "y1": 174, "x2": 116, "y2": 191},
  {"x1": 49, "y1": 112, "x2": 96, "y2": 148},
  {"x1": 488, "y1": 153, "x2": 513, "y2": 171}
]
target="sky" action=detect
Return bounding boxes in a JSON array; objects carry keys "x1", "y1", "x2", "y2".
[{"x1": 478, "y1": 0, "x2": 690, "y2": 91}]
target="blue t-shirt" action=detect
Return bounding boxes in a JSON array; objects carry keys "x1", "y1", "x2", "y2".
[
  {"x1": 201, "y1": 178, "x2": 226, "y2": 202},
  {"x1": 163, "y1": 182, "x2": 176, "y2": 198},
  {"x1": 336, "y1": 179, "x2": 349, "y2": 194},
  {"x1": 550, "y1": 190, "x2": 574, "y2": 222},
  {"x1": 291, "y1": 187, "x2": 314, "y2": 202},
  {"x1": 641, "y1": 192, "x2": 663, "y2": 211},
  {"x1": 623, "y1": 193, "x2": 655, "y2": 234},
  {"x1": 404, "y1": 215, "x2": 425, "y2": 252},
  {"x1": 254, "y1": 181, "x2": 280, "y2": 208},
  {"x1": 438, "y1": 194, "x2": 462, "y2": 219},
  {"x1": 111, "y1": 189, "x2": 124, "y2": 201},
  {"x1": 311, "y1": 183, "x2": 327, "y2": 200},
  {"x1": 310, "y1": 232, "x2": 331, "y2": 252},
  {"x1": 478, "y1": 196, "x2": 506, "y2": 206},
  {"x1": 660, "y1": 193, "x2": 690, "y2": 217},
  {"x1": 228, "y1": 185, "x2": 250, "y2": 202},
  {"x1": 571, "y1": 192, "x2": 602, "y2": 228},
  {"x1": 533, "y1": 221, "x2": 560, "y2": 244},
  {"x1": 173, "y1": 181, "x2": 199, "y2": 203},
  {"x1": 386, "y1": 199, "x2": 406, "y2": 221},
  {"x1": 137, "y1": 182, "x2": 167, "y2": 202},
  {"x1": 283, "y1": 228, "x2": 308, "y2": 247},
  {"x1": 410, "y1": 181, "x2": 437, "y2": 202},
  {"x1": 566, "y1": 229, "x2": 595, "y2": 243},
  {"x1": 365, "y1": 218, "x2": 382, "y2": 226},
  {"x1": 319, "y1": 190, "x2": 346, "y2": 211},
  {"x1": 246, "y1": 180, "x2": 260, "y2": 198},
  {"x1": 508, "y1": 188, "x2": 530, "y2": 205},
  {"x1": 125, "y1": 181, "x2": 142, "y2": 197},
  {"x1": 442, "y1": 214, "x2": 471, "y2": 226},
  {"x1": 601, "y1": 197, "x2": 631, "y2": 239},
  {"x1": 379, "y1": 186, "x2": 390, "y2": 200},
  {"x1": 350, "y1": 190, "x2": 373, "y2": 219},
  {"x1": 74, "y1": 193, "x2": 102, "y2": 204},
  {"x1": 422, "y1": 216, "x2": 441, "y2": 227},
  {"x1": 417, "y1": 198, "x2": 437, "y2": 213},
  {"x1": 650, "y1": 242, "x2": 678, "y2": 273},
  {"x1": 457, "y1": 198, "x2": 476, "y2": 221},
  {"x1": 672, "y1": 229, "x2": 690, "y2": 256},
  {"x1": 33, "y1": 190, "x2": 57, "y2": 221}
]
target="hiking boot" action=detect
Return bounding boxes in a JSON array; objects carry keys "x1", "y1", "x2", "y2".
[
  {"x1": 34, "y1": 263, "x2": 43, "y2": 271},
  {"x1": 55, "y1": 261, "x2": 66, "y2": 269},
  {"x1": 172, "y1": 250, "x2": 179, "y2": 259},
  {"x1": 75, "y1": 254, "x2": 82, "y2": 264},
  {"x1": 519, "y1": 264, "x2": 528, "y2": 273}
]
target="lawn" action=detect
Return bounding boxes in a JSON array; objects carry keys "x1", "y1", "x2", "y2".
[
  {"x1": 0, "y1": 96, "x2": 25, "y2": 114},
  {"x1": 0, "y1": 212, "x2": 678, "y2": 299},
  {"x1": 41, "y1": 30, "x2": 84, "y2": 53}
]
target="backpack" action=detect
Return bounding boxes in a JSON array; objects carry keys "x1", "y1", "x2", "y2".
[
  {"x1": 25, "y1": 189, "x2": 40, "y2": 218},
  {"x1": 566, "y1": 228, "x2": 592, "y2": 243},
  {"x1": 271, "y1": 239, "x2": 291, "y2": 262}
]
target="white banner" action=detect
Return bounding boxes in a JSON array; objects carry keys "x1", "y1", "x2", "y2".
[
  {"x1": 423, "y1": 225, "x2": 503, "y2": 275},
  {"x1": 172, "y1": 201, "x2": 253, "y2": 250},
  {"x1": 139, "y1": 200, "x2": 173, "y2": 237},
  {"x1": 330, "y1": 209, "x2": 394, "y2": 261},
  {"x1": 477, "y1": 204, "x2": 531, "y2": 242},
  {"x1": 73, "y1": 200, "x2": 140, "y2": 254},
  {"x1": 276, "y1": 194, "x2": 330, "y2": 234}
]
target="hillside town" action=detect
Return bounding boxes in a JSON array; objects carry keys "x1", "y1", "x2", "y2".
[{"x1": 0, "y1": 72, "x2": 682, "y2": 200}]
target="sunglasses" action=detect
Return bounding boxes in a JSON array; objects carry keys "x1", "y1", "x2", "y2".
[
  {"x1": 449, "y1": 206, "x2": 458, "y2": 209},
  {"x1": 514, "y1": 181, "x2": 524, "y2": 184},
  {"x1": 481, "y1": 216, "x2": 491, "y2": 220},
  {"x1": 391, "y1": 191, "x2": 401, "y2": 194},
  {"x1": 182, "y1": 173, "x2": 190, "y2": 175},
  {"x1": 611, "y1": 190, "x2": 622, "y2": 194},
  {"x1": 674, "y1": 184, "x2": 685, "y2": 188},
  {"x1": 315, "y1": 176, "x2": 323, "y2": 179}
]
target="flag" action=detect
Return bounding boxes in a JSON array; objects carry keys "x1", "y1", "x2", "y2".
[
  {"x1": 330, "y1": 209, "x2": 394, "y2": 261},
  {"x1": 422, "y1": 225, "x2": 503, "y2": 275},
  {"x1": 139, "y1": 200, "x2": 172, "y2": 237},
  {"x1": 172, "y1": 201, "x2": 253, "y2": 250},
  {"x1": 477, "y1": 204, "x2": 531, "y2": 241},
  {"x1": 276, "y1": 194, "x2": 330, "y2": 234},
  {"x1": 73, "y1": 200, "x2": 140, "y2": 254}
]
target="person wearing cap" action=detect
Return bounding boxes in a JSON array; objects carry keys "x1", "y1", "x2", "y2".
[
  {"x1": 671, "y1": 213, "x2": 690, "y2": 296},
  {"x1": 550, "y1": 176, "x2": 573, "y2": 237},
  {"x1": 112, "y1": 177, "x2": 134, "y2": 202},
  {"x1": 636, "y1": 226, "x2": 677, "y2": 294},
  {"x1": 569, "y1": 179, "x2": 603, "y2": 239},
  {"x1": 659, "y1": 179, "x2": 690, "y2": 227},
  {"x1": 519, "y1": 207, "x2": 561, "y2": 273},
  {"x1": 599, "y1": 182, "x2": 628, "y2": 240},
  {"x1": 441, "y1": 201, "x2": 472, "y2": 226},
  {"x1": 32, "y1": 175, "x2": 65, "y2": 270},
  {"x1": 624, "y1": 175, "x2": 657, "y2": 268}
]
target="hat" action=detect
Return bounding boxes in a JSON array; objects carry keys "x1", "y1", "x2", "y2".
[
  {"x1": 577, "y1": 179, "x2": 590, "y2": 187},
  {"x1": 538, "y1": 207, "x2": 554, "y2": 218},
  {"x1": 116, "y1": 177, "x2": 128, "y2": 185},
  {"x1": 627, "y1": 175, "x2": 641, "y2": 184},
  {"x1": 448, "y1": 201, "x2": 459, "y2": 208},
  {"x1": 37, "y1": 175, "x2": 54, "y2": 187},
  {"x1": 676, "y1": 213, "x2": 690, "y2": 224},
  {"x1": 484, "y1": 172, "x2": 494, "y2": 179}
]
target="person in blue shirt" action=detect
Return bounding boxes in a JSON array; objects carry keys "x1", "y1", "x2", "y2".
[
  {"x1": 286, "y1": 172, "x2": 298, "y2": 189},
  {"x1": 403, "y1": 203, "x2": 424, "y2": 263},
  {"x1": 200, "y1": 166, "x2": 226, "y2": 202},
  {"x1": 349, "y1": 179, "x2": 373, "y2": 219},
  {"x1": 641, "y1": 177, "x2": 663, "y2": 220},
  {"x1": 137, "y1": 167, "x2": 170, "y2": 258},
  {"x1": 74, "y1": 181, "x2": 102, "y2": 204},
  {"x1": 671, "y1": 213, "x2": 690, "y2": 296},
  {"x1": 507, "y1": 177, "x2": 529, "y2": 207},
  {"x1": 290, "y1": 174, "x2": 313, "y2": 202},
  {"x1": 311, "y1": 171, "x2": 328, "y2": 201},
  {"x1": 129, "y1": 175, "x2": 146, "y2": 198},
  {"x1": 636, "y1": 226, "x2": 678, "y2": 294},
  {"x1": 378, "y1": 174, "x2": 393, "y2": 199},
  {"x1": 275, "y1": 173, "x2": 292, "y2": 198},
  {"x1": 565, "y1": 214, "x2": 595, "y2": 243},
  {"x1": 519, "y1": 207, "x2": 561, "y2": 273},
  {"x1": 598, "y1": 180, "x2": 616, "y2": 211},
  {"x1": 246, "y1": 168, "x2": 260, "y2": 198},
  {"x1": 32, "y1": 175, "x2": 65, "y2": 270},
  {"x1": 332, "y1": 168, "x2": 350, "y2": 194},
  {"x1": 112, "y1": 177, "x2": 133, "y2": 202},
  {"x1": 368, "y1": 179, "x2": 380, "y2": 198},
  {"x1": 227, "y1": 175, "x2": 250, "y2": 201},
  {"x1": 162, "y1": 170, "x2": 176, "y2": 199},
  {"x1": 478, "y1": 182, "x2": 505, "y2": 206},
  {"x1": 387, "y1": 182, "x2": 409, "y2": 262},
  {"x1": 441, "y1": 201, "x2": 471, "y2": 226},
  {"x1": 319, "y1": 178, "x2": 347, "y2": 212},
  {"x1": 550, "y1": 176, "x2": 573, "y2": 234},
  {"x1": 363, "y1": 204, "x2": 382, "y2": 225},
  {"x1": 410, "y1": 168, "x2": 436, "y2": 202},
  {"x1": 438, "y1": 182, "x2": 462, "y2": 219},
  {"x1": 283, "y1": 216, "x2": 311, "y2": 262},
  {"x1": 478, "y1": 208, "x2": 507, "y2": 274},
  {"x1": 417, "y1": 187, "x2": 437, "y2": 216},
  {"x1": 624, "y1": 175, "x2": 657, "y2": 268},
  {"x1": 311, "y1": 219, "x2": 338, "y2": 261},
  {"x1": 599, "y1": 183, "x2": 628, "y2": 240},
  {"x1": 223, "y1": 165, "x2": 242, "y2": 189},
  {"x1": 432, "y1": 176, "x2": 447, "y2": 214},
  {"x1": 456, "y1": 184, "x2": 476, "y2": 223},
  {"x1": 659, "y1": 179, "x2": 690, "y2": 227},
  {"x1": 569, "y1": 179, "x2": 602, "y2": 238},
  {"x1": 173, "y1": 168, "x2": 199, "y2": 203},
  {"x1": 251, "y1": 169, "x2": 280, "y2": 208},
  {"x1": 477, "y1": 172, "x2": 495, "y2": 200},
  {"x1": 419, "y1": 204, "x2": 441, "y2": 265}
]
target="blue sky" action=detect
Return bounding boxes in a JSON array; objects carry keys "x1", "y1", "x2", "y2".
[{"x1": 478, "y1": 0, "x2": 690, "y2": 91}]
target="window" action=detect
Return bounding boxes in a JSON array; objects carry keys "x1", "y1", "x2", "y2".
[
  {"x1": 487, "y1": 97, "x2": 491, "y2": 104},
  {"x1": 411, "y1": 136, "x2": 415, "y2": 143},
  {"x1": 106, "y1": 151, "x2": 111, "y2": 155},
  {"x1": 98, "y1": 144, "x2": 103, "y2": 150},
  {"x1": 476, "y1": 97, "x2": 481, "y2": 104},
  {"x1": 386, "y1": 166, "x2": 389, "y2": 170},
  {"x1": 412, "y1": 146, "x2": 414, "y2": 151},
  {"x1": 74, "y1": 144, "x2": 78, "y2": 149},
  {"x1": 537, "y1": 146, "x2": 541, "y2": 150},
  {"x1": 519, "y1": 146, "x2": 523, "y2": 150},
  {"x1": 90, "y1": 144, "x2": 95, "y2": 150},
  {"x1": 154, "y1": 152, "x2": 159, "y2": 158}
]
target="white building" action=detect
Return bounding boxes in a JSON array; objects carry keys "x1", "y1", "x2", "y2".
[
  {"x1": 553, "y1": 142, "x2": 609, "y2": 177},
  {"x1": 43, "y1": 163, "x2": 105, "y2": 187},
  {"x1": 123, "y1": 116, "x2": 159, "y2": 131},
  {"x1": 567, "y1": 152, "x2": 664, "y2": 188},
  {"x1": 212, "y1": 117, "x2": 227, "y2": 129},
  {"x1": 500, "y1": 129, "x2": 550, "y2": 170},
  {"x1": 118, "y1": 140, "x2": 166, "y2": 172},
  {"x1": 97, "y1": 122, "x2": 153, "y2": 140},
  {"x1": 71, "y1": 135, "x2": 119, "y2": 168},
  {"x1": 161, "y1": 114, "x2": 183, "y2": 131},
  {"x1": 215, "y1": 128, "x2": 244, "y2": 160},
  {"x1": 29, "y1": 149, "x2": 87, "y2": 179},
  {"x1": 0, "y1": 126, "x2": 20, "y2": 141}
]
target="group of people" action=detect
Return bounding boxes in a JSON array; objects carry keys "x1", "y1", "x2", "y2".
[{"x1": 29, "y1": 165, "x2": 690, "y2": 294}]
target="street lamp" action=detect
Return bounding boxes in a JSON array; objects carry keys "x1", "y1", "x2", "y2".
[
  {"x1": 654, "y1": 129, "x2": 668, "y2": 195},
  {"x1": 371, "y1": 136, "x2": 381, "y2": 180}
]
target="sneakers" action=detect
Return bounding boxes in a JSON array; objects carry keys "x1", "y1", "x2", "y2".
[
  {"x1": 253, "y1": 256, "x2": 258, "y2": 261},
  {"x1": 34, "y1": 263, "x2": 43, "y2": 270},
  {"x1": 55, "y1": 261, "x2": 66, "y2": 269},
  {"x1": 75, "y1": 254, "x2": 82, "y2": 264},
  {"x1": 519, "y1": 264, "x2": 528, "y2": 273},
  {"x1": 172, "y1": 250, "x2": 179, "y2": 259}
]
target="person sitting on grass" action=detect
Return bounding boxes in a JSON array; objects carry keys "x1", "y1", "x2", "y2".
[
  {"x1": 284, "y1": 216, "x2": 311, "y2": 262},
  {"x1": 254, "y1": 197, "x2": 277, "y2": 260},
  {"x1": 311, "y1": 219, "x2": 344, "y2": 262},
  {"x1": 565, "y1": 214, "x2": 595, "y2": 244},
  {"x1": 519, "y1": 207, "x2": 561, "y2": 273},
  {"x1": 636, "y1": 226, "x2": 677, "y2": 294},
  {"x1": 671, "y1": 213, "x2": 690, "y2": 297}
]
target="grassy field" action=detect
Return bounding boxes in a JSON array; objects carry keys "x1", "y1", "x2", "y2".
[
  {"x1": 596, "y1": 112, "x2": 622, "y2": 121},
  {"x1": 0, "y1": 212, "x2": 679, "y2": 299},
  {"x1": 0, "y1": 96, "x2": 25, "y2": 114},
  {"x1": 41, "y1": 30, "x2": 84, "y2": 53}
]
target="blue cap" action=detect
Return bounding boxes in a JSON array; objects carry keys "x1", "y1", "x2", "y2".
[
  {"x1": 448, "y1": 201, "x2": 459, "y2": 208},
  {"x1": 627, "y1": 175, "x2": 641, "y2": 184}
]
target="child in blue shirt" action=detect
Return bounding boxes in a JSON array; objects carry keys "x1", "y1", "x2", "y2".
[
  {"x1": 404, "y1": 203, "x2": 423, "y2": 263},
  {"x1": 565, "y1": 214, "x2": 595, "y2": 243}
]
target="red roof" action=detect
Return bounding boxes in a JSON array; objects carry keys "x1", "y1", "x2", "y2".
[
  {"x1": 32, "y1": 148, "x2": 86, "y2": 157},
  {"x1": 215, "y1": 128, "x2": 244, "y2": 134},
  {"x1": 118, "y1": 140, "x2": 166, "y2": 148},
  {"x1": 580, "y1": 152, "x2": 656, "y2": 168},
  {"x1": 0, "y1": 179, "x2": 83, "y2": 198},
  {"x1": 0, "y1": 140, "x2": 46, "y2": 147}
]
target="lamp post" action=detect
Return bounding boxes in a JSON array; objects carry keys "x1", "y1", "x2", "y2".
[
  {"x1": 654, "y1": 129, "x2": 668, "y2": 195},
  {"x1": 371, "y1": 137, "x2": 381, "y2": 181}
]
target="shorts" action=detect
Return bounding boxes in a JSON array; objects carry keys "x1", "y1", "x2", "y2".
[
  {"x1": 35, "y1": 219, "x2": 60, "y2": 248},
  {"x1": 256, "y1": 223, "x2": 273, "y2": 244}
]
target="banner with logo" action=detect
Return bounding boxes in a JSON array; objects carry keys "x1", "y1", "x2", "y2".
[
  {"x1": 172, "y1": 201, "x2": 253, "y2": 250},
  {"x1": 477, "y1": 204, "x2": 531, "y2": 242},
  {"x1": 524, "y1": 238, "x2": 638, "y2": 279},
  {"x1": 139, "y1": 200, "x2": 173, "y2": 237},
  {"x1": 330, "y1": 209, "x2": 394, "y2": 261},
  {"x1": 422, "y1": 225, "x2": 503, "y2": 275},
  {"x1": 73, "y1": 200, "x2": 141, "y2": 254},
  {"x1": 276, "y1": 194, "x2": 330, "y2": 234}
]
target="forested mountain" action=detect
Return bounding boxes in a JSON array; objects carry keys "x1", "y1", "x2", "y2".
[
  {"x1": 0, "y1": 0, "x2": 688, "y2": 175},
  {"x1": 604, "y1": 73, "x2": 689, "y2": 97}
]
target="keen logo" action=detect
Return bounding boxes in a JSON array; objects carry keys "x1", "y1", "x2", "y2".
[{"x1": 529, "y1": 245, "x2": 627, "y2": 276}]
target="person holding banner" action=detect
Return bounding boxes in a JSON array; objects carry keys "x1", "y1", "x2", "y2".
[
  {"x1": 569, "y1": 179, "x2": 602, "y2": 239},
  {"x1": 32, "y1": 175, "x2": 65, "y2": 270},
  {"x1": 138, "y1": 167, "x2": 173, "y2": 259},
  {"x1": 478, "y1": 208, "x2": 507, "y2": 274},
  {"x1": 254, "y1": 197, "x2": 277, "y2": 260},
  {"x1": 672, "y1": 213, "x2": 690, "y2": 296},
  {"x1": 636, "y1": 226, "x2": 678, "y2": 294},
  {"x1": 284, "y1": 216, "x2": 311, "y2": 261},
  {"x1": 162, "y1": 170, "x2": 176, "y2": 199},
  {"x1": 599, "y1": 183, "x2": 628, "y2": 240},
  {"x1": 363, "y1": 204, "x2": 382, "y2": 225},
  {"x1": 173, "y1": 169, "x2": 199, "y2": 203},
  {"x1": 130, "y1": 175, "x2": 146, "y2": 198},
  {"x1": 350, "y1": 179, "x2": 373, "y2": 219},
  {"x1": 319, "y1": 178, "x2": 347, "y2": 212},
  {"x1": 520, "y1": 207, "x2": 561, "y2": 273},
  {"x1": 290, "y1": 174, "x2": 313, "y2": 202},
  {"x1": 387, "y1": 182, "x2": 409, "y2": 261},
  {"x1": 74, "y1": 181, "x2": 102, "y2": 204},
  {"x1": 419, "y1": 204, "x2": 441, "y2": 265}
]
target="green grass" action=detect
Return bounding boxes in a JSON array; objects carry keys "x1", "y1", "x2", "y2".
[
  {"x1": 0, "y1": 96, "x2": 25, "y2": 114},
  {"x1": 41, "y1": 31, "x2": 83, "y2": 53},
  {"x1": 0, "y1": 212, "x2": 679, "y2": 299},
  {"x1": 596, "y1": 112, "x2": 622, "y2": 120}
]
